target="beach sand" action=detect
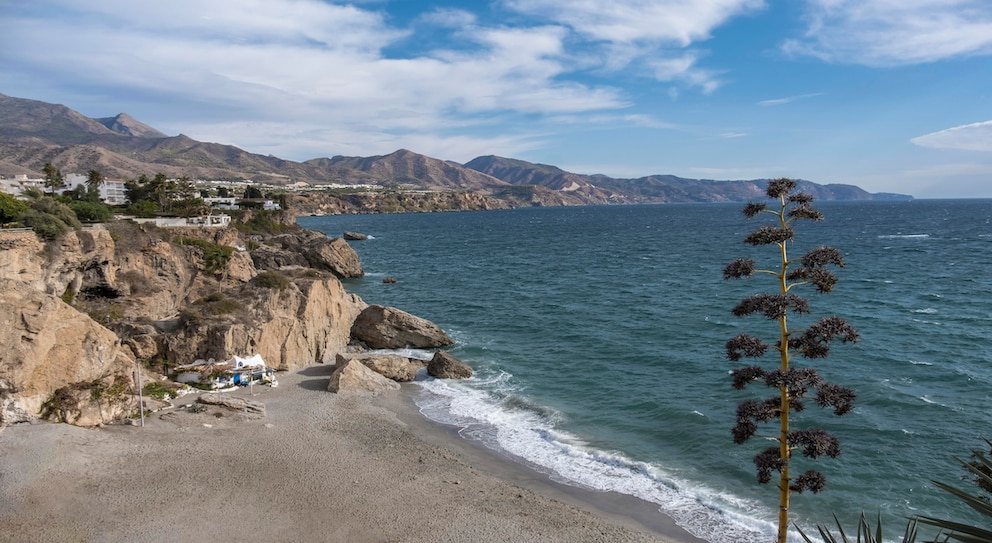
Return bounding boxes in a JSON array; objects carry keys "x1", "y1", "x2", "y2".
[{"x1": 0, "y1": 365, "x2": 707, "y2": 543}]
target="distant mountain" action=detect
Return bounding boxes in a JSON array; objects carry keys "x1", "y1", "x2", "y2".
[
  {"x1": 306, "y1": 149, "x2": 509, "y2": 193},
  {"x1": 0, "y1": 92, "x2": 912, "y2": 205},
  {"x1": 95, "y1": 113, "x2": 167, "y2": 138}
]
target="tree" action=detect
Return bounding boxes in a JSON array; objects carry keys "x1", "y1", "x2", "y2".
[
  {"x1": 0, "y1": 192, "x2": 28, "y2": 224},
  {"x1": 85, "y1": 169, "x2": 104, "y2": 190},
  {"x1": 724, "y1": 178, "x2": 859, "y2": 543},
  {"x1": 243, "y1": 185, "x2": 263, "y2": 199},
  {"x1": 42, "y1": 162, "x2": 65, "y2": 194}
]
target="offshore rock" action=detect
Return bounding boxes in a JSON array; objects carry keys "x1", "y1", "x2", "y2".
[
  {"x1": 350, "y1": 305, "x2": 454, "y2": 350},
  {"x1": 343, "y1": 231, "x2": 368, "y2": 240},
  {"x1": 427, "y1": 350, "x2": 473, "y2": 379},
  {"x1": 327, "y1": 358, "x2": 400, "y2": 395},
  {"x1": 336, "y1": 352, "x2": 424, "y2": 382}
]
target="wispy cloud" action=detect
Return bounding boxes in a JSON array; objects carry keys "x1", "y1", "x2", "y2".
[
  {"x1": 757, "y1": 93, "x2": 824, "y2": 106},
  {"x1": 785, "y1": 0, "x2": 992, "y2": 66},
  {"x1": 503, "y1": 0, "x2": 766, "y2": 45},
  {"x1": 1, "y1": 0, "x2": 635, "y2": 160},
  {"x1": 502, "y1": 0, "x2": 764, "y2": 91},
  {"x1": 911, "y1": 121, "x2": 992, "y2": 152}
]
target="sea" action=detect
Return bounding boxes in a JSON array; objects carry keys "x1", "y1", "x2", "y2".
[{"x1": 299, "y1": 199, "x2": 992, "y2": 542}]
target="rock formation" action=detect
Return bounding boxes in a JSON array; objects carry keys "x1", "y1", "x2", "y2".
[
  {"x1": 427, "y1": 351, "x2": 473, "y2": 379},
  {"x1": 350, "y1": 305, "x2": 455, "y2": 349},
  {"x1": 0, "y1": 211, "x2": 468, "y2": 426},
  {"x1": 0, "y1": 277, "x2": 135, "y2": 425},
  {"x1": 336, "y1": 352, "x2": 425, "y2": 382},
  {"x1": 327, "y1": 358, "x2": 401, "y2": 395}
]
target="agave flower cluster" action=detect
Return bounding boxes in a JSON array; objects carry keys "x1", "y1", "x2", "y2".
[{"x1": 724, "y1": 178, "x2": 859, "y2": 543}]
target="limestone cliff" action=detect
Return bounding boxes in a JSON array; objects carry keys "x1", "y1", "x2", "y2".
[
  {"x1": 0, "y1": 277, "x2": 134, "y2": 425},
  {"x1": 0, "y1": 219, "x2": 368, "y2": 426}
]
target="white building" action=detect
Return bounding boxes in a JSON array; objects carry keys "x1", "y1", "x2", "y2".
[
  {"x1": 64, "y1": 174, "x2": 128, "y2": 205},
  {"x1": 0, "y1": 174, "x2": 44, "y2": 197}
]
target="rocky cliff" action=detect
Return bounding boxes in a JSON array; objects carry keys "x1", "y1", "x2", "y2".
[{"x1": 0, "y1": 217, "x2": 371, "y2": 426}]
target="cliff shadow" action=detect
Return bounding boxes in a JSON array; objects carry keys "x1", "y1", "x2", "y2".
[{"x1": 296, "y1": 363, "x2": 335, "y2": 392}]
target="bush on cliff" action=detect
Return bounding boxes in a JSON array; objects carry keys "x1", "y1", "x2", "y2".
[
  {"x1": 175, "y1": 237, "x2": 234, "y2": 274},
  {"x1": 251, "y1": 270, "x2": 291, "y2": 290},
  {"x1": 0, "y1": 192, "x2": 27, "y2": 224},
  {"x1": 19, "y1": 197, "x2": 82, "y2": 239},
  {"x1": 69, "y1": 200, "x2": 113, "y2": 223}
]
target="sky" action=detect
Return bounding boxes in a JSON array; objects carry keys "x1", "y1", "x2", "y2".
[{"x1": 2, "y1": 1, "x2": 991, "y2": 198}]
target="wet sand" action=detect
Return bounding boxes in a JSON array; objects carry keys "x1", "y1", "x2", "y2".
[{"x1": 0, "y1": 365, "x2": 706, "y2": 543}]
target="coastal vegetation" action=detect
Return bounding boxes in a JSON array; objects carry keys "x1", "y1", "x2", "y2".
[{"x1": 723, "y1": 178, "x2": 859, "y2": 543}]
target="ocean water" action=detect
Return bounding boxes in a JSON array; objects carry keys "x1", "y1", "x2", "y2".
[{"x1": 299, "y1": 199, "x2": 992, "y2": 542}]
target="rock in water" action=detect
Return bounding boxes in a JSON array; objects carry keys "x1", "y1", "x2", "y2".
[
  {"x1": 427, "y1": 351, "x2": 473, "y2": 379},
  {"x1": 343, "y1": 231, "x2": 368, "y2": 240},
  {"x1": 350, "y1": 305, "x2": 454, "y2": 349}
]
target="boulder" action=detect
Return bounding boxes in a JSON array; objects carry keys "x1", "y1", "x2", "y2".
[
  {"x1": 0, "y1": 278, "x2": 135, "y2": 426},
  {"x1": 303, "y1": 236, "x2": 363, "y2": 278},
  {"x1": 427, "y1": 351, "x2": 473, "y2": 379},
  {"x1": 256, "y1": 230, "x2": 363, "y2": 278},
  {"x1": 343, "y1": 231, "x2": 368, "y2": 240},
  {"x1": 327, "y1": 358, "x2": 400, "y2": 395},
  {"x1": 350, "y1": 305, "x2": 454, "y2": 350},
  {"x1": 336, "y1": 353, "x2": 424, "y2": 382}
]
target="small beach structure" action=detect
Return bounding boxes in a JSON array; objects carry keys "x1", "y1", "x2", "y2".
[{"x1": 174, "y1": 354, "x2": 277, "y2": 389}]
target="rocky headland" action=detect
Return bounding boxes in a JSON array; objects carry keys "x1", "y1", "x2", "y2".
[{"x1": 0, "y1": 211, "x2": 463, "y2": 427}]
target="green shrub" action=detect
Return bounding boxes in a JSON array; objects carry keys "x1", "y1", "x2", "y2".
[
  {"x1": 175, "y1": 237, "x2": 234, "y2": 273},
  {"x1": 194, "y1": 292, "x2": 245, "y2": 315},
  {"x1": 29, "y1": 197, "x2": 81, "y2": 227},
  {"x1": 69, "y1": 200, "x2": 113, "y2": 223},
  {"x1": 251, "y1": 270, "x2": 291, "y2": 290},
  {"x1": 142, "y1": 381, "x2": 176, "y2": 400},
  {"x1": 0, "y1": 193, "x2": 27, "y2": 224},
  {"x1": 20, "y1": 209, "x2": 72, "y2": 239}
]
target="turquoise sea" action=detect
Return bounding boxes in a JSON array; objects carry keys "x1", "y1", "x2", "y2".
[{"x1": 299, "y1": 199, "x2": 992, "y2": 542}]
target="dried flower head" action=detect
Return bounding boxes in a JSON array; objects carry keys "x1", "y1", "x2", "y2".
[
  {"x1": 766, "y1": 178, "x2": 797, "y2": 199},
  {"x1": 724, "y1": 258, "x2": 756, "y2": 280},
  {"x1": 745, "y1": 225, "x2": 795, "y2": 246}
]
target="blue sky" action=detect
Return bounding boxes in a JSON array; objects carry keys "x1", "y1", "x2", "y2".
[{"x1": 2, "y1": 1, "x2": 991, "y2": 198}]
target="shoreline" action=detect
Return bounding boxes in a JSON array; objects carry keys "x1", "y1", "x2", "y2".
[
  {"x1": 382, "y1": 386, "x2": 709, "y2": 543},
  {"x1": 0, "y1": 364, "x2": 705, "y2": 543}
]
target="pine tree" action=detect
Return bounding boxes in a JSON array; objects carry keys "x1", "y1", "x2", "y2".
[{"x1": 724, "y1": 178, "x2": 859, "y2": 543}]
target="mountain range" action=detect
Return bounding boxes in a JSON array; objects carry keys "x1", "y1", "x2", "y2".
[{"x1": 0, "y1": 92, "x2": 911, "y2": 204}]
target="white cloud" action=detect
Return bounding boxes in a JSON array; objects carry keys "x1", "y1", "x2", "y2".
[
  {"x1": 416, "y1": 8, "x2": 477, "y2": 28},
  {"x1": 1, "y1": 0, "x2": 634, "y2": 160},
  {"x1": 757, "y1": 93, "x2": 824, "y2": 106},
  {"x1": 786, "y1": 0, "x2": 992, "y2": 65},
  {"x1": 502, "y1": 0, "x2": 761, "y2": 91},
  {"x1": 503, "y1": 0, "x2": 765, "y2": 45},
  {"x1": 911, "y1": 121, "x2": 992, "y2": 152}
]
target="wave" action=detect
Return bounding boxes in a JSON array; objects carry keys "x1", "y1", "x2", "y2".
[
  {"x1": 877, "y1": 234, "x2": 930, "y2": 239},
  {"x1": 413, "y1": 375, "x2": 774, "y2": 543},
  {"x1": 912, "y1": 308, "x2": 938, "y2": 314}
]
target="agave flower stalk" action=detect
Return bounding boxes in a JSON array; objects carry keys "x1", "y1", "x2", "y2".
[{"x1": 724, "y1": 178, "x2": 859, "y2": 543}]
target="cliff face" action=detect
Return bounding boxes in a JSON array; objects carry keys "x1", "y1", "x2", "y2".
[
  {"x1": 0, "y1": 277, "x2": 134, "y2": 425},
  {"x1": 0, "y1": 221, "x2": 368, "y2": 426}
]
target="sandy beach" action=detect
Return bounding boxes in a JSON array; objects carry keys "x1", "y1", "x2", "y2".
[{"x1": 0, "y1": 364, "x2": 706, "y2": 543}]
